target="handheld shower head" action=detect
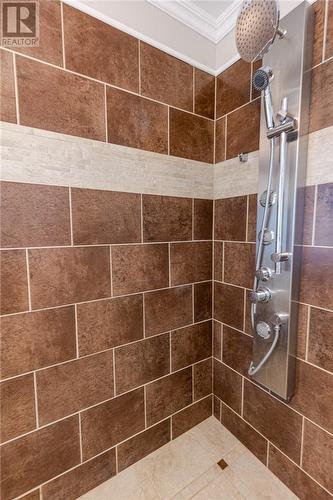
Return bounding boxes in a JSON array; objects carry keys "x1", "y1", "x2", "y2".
[
  {"x1": 254, "y1": 66, "x2": 275, "y2": 130},
  {"x1": 235, "y1": 0, "x2": 285, "y2": 62}
]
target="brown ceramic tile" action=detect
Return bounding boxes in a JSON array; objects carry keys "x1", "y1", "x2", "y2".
[
  {"x1": 16, "y1": 57, "x2": 105, "y2": 141},
  {"x1": 72, "y1": 188, "x2": 141, "y2": 245},
  {"x1": 214, "y1": 196, "x2": 247, "y2": 241},
  {"x1": 194, "y1": 358, "x2": 212, "y2": 401},
  {"x1": 20, "y1": 491, "x2": 40, "y2": 500},
  {"x1": 213, "y1": 359, "x2": 242, "y2": 414},
  {"x1": 221, "y1": 403, "x2": 267, "y2": 464},
  {"x1": 213, "y1": 320, "x2": 222, "y2": 360},
  {"x1": 171, "y1": 321, "x2": 212, "y2": 371},
  {"x1": 194, "y1": 69, "x2": 215, "y2": 119},
  {"x1": 143, "y1": 194, "x2": 192, "y2": 242},
  {"x1": 303, "y1": 419, "x2": 333, "y2": 493},
  {"x1": 222, "y1": 326, "x2": 252, "y2": 377},
  {"x1": 247, "y1": 194, "x2": 257, "y2": 243},
  {"x1": 326, "y1": 0, "x2": 333, "y2": 59},
  {"x1": 217, "y1": 459, "x2": 228, "y2": 470},
  {"x1": 169, "y1": 108, "x2": 214, "y2": 163},
  {"x1": 117, "y1": 419, "x2": 171, "y2": 472},
  {"x1": 216, "y1": 59, "x2": 251, "y2": 118},
  {"x1": 296, "y1": 303, "x2": 308, "y2": 360},
  {"x1": 213, "y1": 396, "x2": 221, "y2": 420},
  {"x1": 77, "y1": 294, "x2": 143, "y2": 356},
  {"x1": 226, "y1": 100, "x2": 260, "y2": 160},
  {"x1": 299, "y1": 246, "x2": 333, "y2": 309},
  {"x1": 295, "y1": 185, "x2": 315, "y2": 246},
  {"x1": 290, "y1": 360, "x2": 333, "y2": 433},
  {"x1": 29, "y1": 246, "x2": 110, "y2": 309},
  {"x1": 194, "y1": 198, "x2": 213, "y2": 240},
  {"x1": 170, "y1": 241, "x2": 212, "y2": 285},
  {"x1": 0, "y1": 49, "x2": 16, "y2": 123},
  {"x1": 214, "y1": 241, "x2": 223, "y2": 282},
  {"x1": 41, "y1": 449, "x2": 116, "y2": 500},
  {"x1": 1, "y1": 182, "x2": 71, "y2": 247},
  {"x1": 81, "y1": 387, "x2": 145, "y2": 460},
  {"x1": 144, "y1": 286, "x2": 192, "y2": 337},
  {"x1": 308, "y1": 307, "x2": 333, "y2": 372},
  {"x1": 115, "y1": 334, "x2": 170, "y2": 394},
  {"x1": 215, "y1": 116, "x2": 226, "y2": 163},
  {"x1": 172, "y1": 396, "x2": 212, "y2": 438},
  {"x1": 224, "y1": 242, "x2": 255, "y2": 289},
  {"x1": 1, "y1": 306, "x2": 76, "y2": 379},
  {"x1": 112, "y1": 244, "x2": 169, "y2": 295},
  {"x1": 243, "y1": 380, "x2": 302, "y2": 463},
  {"x1": 37, "y1": 351, "x2": 114, "y2": 425},
  {"x1": 194, "y1": 281, "x2": 212, "y2": 322},
  {"x1": 269, "y1": 445, "x2": 331, "y2": 500},
  {"x1": 0, "y1": 250, "x2": 28, "y2": 315},
  {"x1": 310, "y1": 59, "x2": 333, "y2": 133},
  {"x1": 141, "y1": 43, "x2": 193, "y2": 111},
  {"x1": 315, "y1": 183, "x2": 333, "y2": 246},
  {"x1": 0, "y1": 416, "x2": 80, "y2": 500},
  {"x1": 0, "y1": 375, "x2": 36, "y2": 443},
  {"x1": 146, "y1": 367, "x2": 192, "y2": 426},
  {"x1": 13, "y1": 0, "x2": 63, "y2": 65},
  {"x1": 214, "y1": 282, "x2": 244, "y2": 330},
  {"x1": 64, "y1": 4, "x2": 138, "y2": 91},
  {"x1": 107, "y1": 86, "x2": 168, "y2": 154},
  {"x1": 312, "y1": 0, "x2": 326, "y2": 66}
]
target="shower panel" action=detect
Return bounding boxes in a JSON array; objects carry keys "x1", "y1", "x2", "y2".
[{"x1": 236, "y1": 1, "x2": 313, "y2": 400}]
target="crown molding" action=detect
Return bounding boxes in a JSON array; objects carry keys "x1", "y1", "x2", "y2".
[{"x1": 147, "y1": 0, "x2": 242, "y2": 43}]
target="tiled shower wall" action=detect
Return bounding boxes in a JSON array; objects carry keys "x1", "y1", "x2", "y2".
[
  {"x1": 213, "y1": 1, "x2": 333, "y2": 499},
  {"x1": 1, "y1": 184, "x2": 214, "y2": 499}
]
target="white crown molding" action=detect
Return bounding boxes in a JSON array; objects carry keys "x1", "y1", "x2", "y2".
[{"x1": 147, "y1": 0, "x2": 242, "y2": 43}]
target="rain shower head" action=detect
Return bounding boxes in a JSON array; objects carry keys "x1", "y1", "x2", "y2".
[{"x1": 235, "y1": 0, "x2": 285, "y2": 62}]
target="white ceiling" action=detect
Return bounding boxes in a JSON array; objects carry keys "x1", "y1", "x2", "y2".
[{"x1": 64, "y1": 0, "x2": 313, "y2": 75}]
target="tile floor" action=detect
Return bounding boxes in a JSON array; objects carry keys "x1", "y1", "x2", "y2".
[{"x1": 79, "y1": 417, "x2": 297, "y2": 499}]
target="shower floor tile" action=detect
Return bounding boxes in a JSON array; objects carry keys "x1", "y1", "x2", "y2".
[{"x1": 78, "y1": 417, "x2": 297, "y2": 500}]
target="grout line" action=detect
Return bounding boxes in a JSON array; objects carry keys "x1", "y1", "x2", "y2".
[
  {"x1": 305, "y1": 305, "x2": 311, "y2": 361},
  {"x1": 243, "y1": 288, "x2": 247, "y2": 332},
  {"x1": 220, "y1": 324, "x2": 223, "y2": 360},
  {"x1": 104, "y1": 84, "x2": 108, "y2": 142},
  {"x1": 245, "y1": 195, "x2": 249, "y2": 242},
  {"x1": 112, "y1": 348, "x2": 117, "y2": 396},
  {"x1": 241, "y1": 376, "x2": 244, "y2": 417},
  {"x1": 323, "y1": 0, "x2": 329, "y2": 62},
  {"x1": 68, "y1": 187, "x2": 74, "y2": 245},
  {"x1": 266, "y1": 441, "x2": 270, "y2": 467},
  {"x1": 78, "y1": 413, "x2": 83, "y2": 462},
  {"x1": 300, "y1": 416, "x2": 305, "y2": 468},
  {"x1": 12, "y1": 53, "x2": 20, "y2": 124},
  {"x1": 74, "y1": 304, "x2": 79, "y2": 358},
  {"x1": 224, "y1": 116, "x2": 227, "y2": 161},
  {"x1": 221, "y1": 242, "x2": 225, "y2": 282},
  {"x1": 115, "y1": 446, "x2": 119, "y2": 475},
  {"x1": 192, "y1": 364, "x2": 195, "y2": 402},
  {"x1": 60, "y1": 1, "x2": 66, "y2": 68},
  {"x1": 169, "y1": 332, "x2": 172, "y2": 372},
  {"x1": 168, "y1": 242, "x2": 171, "y2": 286},
  {"x1": 33, "y1": 372, "x2": 39, "y2": 428},
  {"x1": 109, "y1": 246, "x2": 114, "y2": 297},
  {"x1": 311, "y1": 185, "x2": 318, "y2": 246},
  {"x1": 192, "y1": 283, "x2": 195, "y2": 323},
  {"x1": 191, "y1": 198, "x2": 195, "y2": 240},
  {"x1": 25, "y1": 249, "x2": 32, "y2": 311},
  {"x1": 142, "y1": 293, "x2": 146, "y2": 338},
  {"x1": 138, "y1": 39, "x2": 141, "y2": 94}
]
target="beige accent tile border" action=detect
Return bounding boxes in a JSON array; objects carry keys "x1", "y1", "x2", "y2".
[
  {"x1": 0, "y1": 122, "x2": 214, "y2": 199},
  {"x1": 214, "y1": 126, "x2": 333, "y2": 199}
]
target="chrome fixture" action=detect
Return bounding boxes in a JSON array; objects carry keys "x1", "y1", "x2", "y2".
[
  {"x1": 238, "y1": 152, "x2": 248, "y2": 163},
  {"x1": 235, "y1": 0, "x2": 313, "y2": 399}
]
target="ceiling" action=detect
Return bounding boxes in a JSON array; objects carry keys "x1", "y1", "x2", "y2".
[{"x1": 64, "y1": 0, "x2": 313, "y2": 75}]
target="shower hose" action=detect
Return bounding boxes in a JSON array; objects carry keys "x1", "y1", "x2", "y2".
[{"x1": 248, "y1": 137, "x2": 280, "y2": 376}]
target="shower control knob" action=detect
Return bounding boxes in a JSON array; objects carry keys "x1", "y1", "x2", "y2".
[
  {"x1": 250, "y1": 287, "x2": 272, "y2": 304},
  {"x1": 271, "y1": 252, "x2": 291, "y2": 263},
  {"x1": 255, "y1": 267, "x2": 272, "y2": 282}
]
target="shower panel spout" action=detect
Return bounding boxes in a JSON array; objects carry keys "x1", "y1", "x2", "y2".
[{"x1": 235, "y1": 0, "x2": 313, "y2": 400}]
